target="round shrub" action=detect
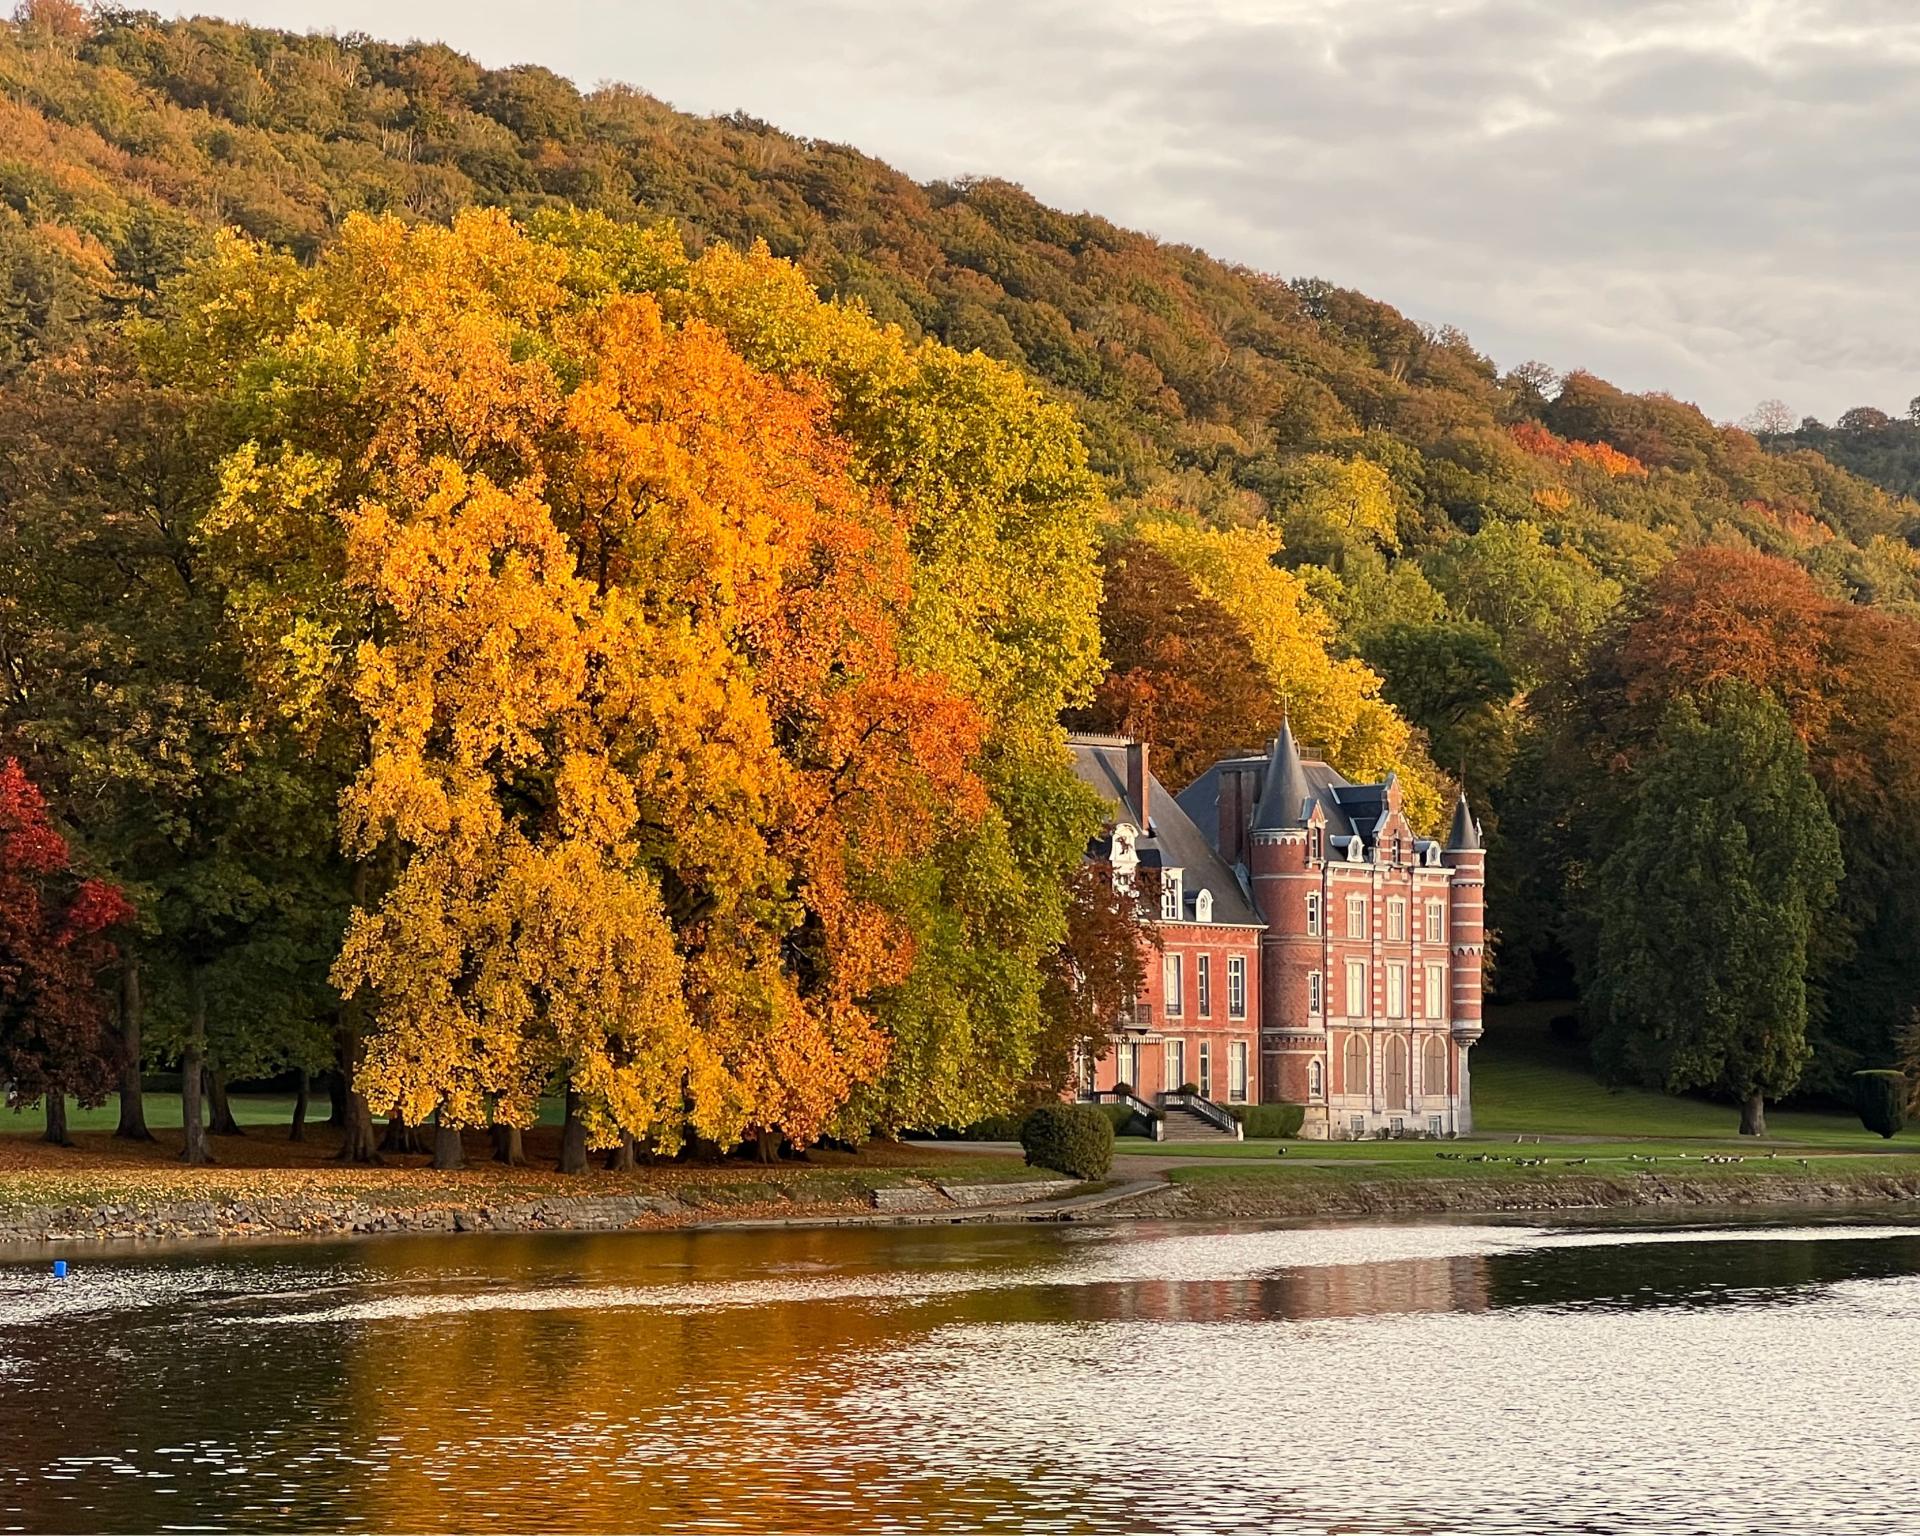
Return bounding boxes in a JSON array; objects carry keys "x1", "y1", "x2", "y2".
[
  {"x1": 1019, "y1": 1103, "x2": 1114, "y2": 1180},
  {"x1": 1853, "y1": 1070, "x2": 1908, "y2": 1139},
  {"x1": 1177, "y1": 1081, "x2": 1200, "y2": 1097},
  {"x1": 1093, "y1": 1102, "x2": 1138, "y2": 1136}
]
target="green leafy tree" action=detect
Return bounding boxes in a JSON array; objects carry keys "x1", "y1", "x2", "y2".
[{"x1": 1585, "y1": 683, "x2": 1841, "y2": 1134}]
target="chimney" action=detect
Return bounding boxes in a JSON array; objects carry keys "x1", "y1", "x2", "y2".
[
  {"x1": 1125, "y1": 740, "x2": 1150, "y2": 830},
  {"x1": 1219, "y1": 767, "x2": 1247, "y2": 867}
]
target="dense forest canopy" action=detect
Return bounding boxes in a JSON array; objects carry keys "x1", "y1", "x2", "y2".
[{"x1": 5, "y1": 2, "x2": 1920, "y2": 1135}]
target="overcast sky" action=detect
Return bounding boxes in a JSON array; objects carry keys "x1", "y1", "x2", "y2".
[{"x1": 191, "y1": 0, "x2": 1920, "y2": 424}]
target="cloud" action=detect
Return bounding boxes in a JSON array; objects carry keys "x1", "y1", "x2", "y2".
[{"x1": 196, "y1": 0, "x2": 1920, "y2": 421}]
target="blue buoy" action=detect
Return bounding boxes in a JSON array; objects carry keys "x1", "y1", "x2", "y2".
[{"x1": 51, "y1": 1260, "x2": 66, "y2": 1280}]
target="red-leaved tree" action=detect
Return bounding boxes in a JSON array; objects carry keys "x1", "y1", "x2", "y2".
[{"x1": 0, "y1": 760, "x2": 133, "y2": 1144}]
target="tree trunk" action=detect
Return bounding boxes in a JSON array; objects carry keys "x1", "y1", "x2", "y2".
[
  {"x1": 327, "y1": 1069, "x2": 348, "y2": 1128},
  {"x1": 557, "y1": 1086, "x2": 587, "y2": 1174},
  {"x1": 289, "y1": 1069, "x2": 309, "y2": 1142},
  {"x1": 492, "y1": 1122, "x2": 527, "y2": 1166},
  {"x1": 333, "y1": 864, "x2": 381, "y2": 1163},
  {"x1": 431, "y1": 1109, "x2": 465, "y2": 1170},
  {"x1": 604, "y1": 1131, "x2": 637, "y2": 1171},
  {"x1": 43, "y1": 1093, "x2": 69, "y2": 1147},
  {"x1": 207, "y1": 1067, "x2": 243, "y2": 1135},
  {"x1": 381, "y1": 1113, "x2": 421, "y2": 1155},
  {"x1": 1739, "y1": 1090, "x2": 1768, "y2": 1137},
  {"x1": 180, "y1": 966, "x2": 212, "y2": 1165},
  {"x1": 113, "y1": 951, "x2": 152, "y2": 1141}
]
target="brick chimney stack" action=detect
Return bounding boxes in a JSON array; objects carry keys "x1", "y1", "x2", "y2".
[{"x1": 1125, "y1": 739, "x2": 1150, "y2": 829}]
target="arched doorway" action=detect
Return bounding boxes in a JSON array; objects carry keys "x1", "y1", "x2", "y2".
[
  {"x1": 1423, "y1": 1034, "x2": 1449, "y2": 1098},
  {"x1": 1383, "y1": 1035, "x2": 1409, "y2": 1109},
  {"x1": 1343, "y1": 1034, "x2": 1369, "y2": 1096}
]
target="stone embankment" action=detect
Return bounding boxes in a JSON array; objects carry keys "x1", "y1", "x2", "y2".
[
  {"x1": 1146, "y1": 1168, "x2": 1920, "y2": 1222},
  {"x1": 0, "y1": 1176, "x2": 1092, "y2": 1244},
  {"x1": 3, "y1": 1163, "x2": 1917, "y2": 1245}
]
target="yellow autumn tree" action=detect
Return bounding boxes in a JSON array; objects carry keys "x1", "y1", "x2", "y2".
[
  {"x1": 151, "y1": 210, "x2": 1010, "y2": 1160},
  {"x1": 1132, "y1": 520, "x2": 1446, "y2": 829}
]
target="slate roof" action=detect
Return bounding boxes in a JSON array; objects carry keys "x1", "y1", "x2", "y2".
[
  {"x1": 1251, "y1": 717, "x2": 1315, "y2": 831},
  {"x1": 1447, "y1": 790, "x2": 1483, "y2": 851},
  {"x1": 1067, "y1": 736, "x2": 1264, "y2": 927},
  {"x1": 1178, "y1": 737, "x2": 1442, "y2": 865}
]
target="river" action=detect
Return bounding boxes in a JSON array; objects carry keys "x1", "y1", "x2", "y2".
[{"x1": 1, "y1": 1212, "x2": 1916, "y2": 1533}]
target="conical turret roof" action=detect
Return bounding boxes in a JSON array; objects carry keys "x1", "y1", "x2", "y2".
[
  {"x1": 1447, "y1": 789, "x2": 1481, "y2": 851},
  {"x1": 1252, "y1": 717, "x2": 1314, "y2": 832}
]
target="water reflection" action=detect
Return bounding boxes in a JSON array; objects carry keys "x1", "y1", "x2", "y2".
[{"x1": 0, "y1": 1217, "x2": 1915, "y2": 1533}]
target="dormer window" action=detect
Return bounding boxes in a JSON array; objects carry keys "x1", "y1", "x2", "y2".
[
  {"x1": 1194, "y1": 889, "x2": 1213, "y2": 923},
  {"x1": 1161, "y1": 868, "x2": 1184, "y2": 921},
  {"x1": 1349, "y1": 837, "x2": 1365, "y2": 863},
  {"x1": 1110, "y1": 823, "x2": 1139, "y2": 893}
]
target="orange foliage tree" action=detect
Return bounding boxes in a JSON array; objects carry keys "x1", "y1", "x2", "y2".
[{"x1": 159, "y1": 212, "x2": 991, "y2": 1160}]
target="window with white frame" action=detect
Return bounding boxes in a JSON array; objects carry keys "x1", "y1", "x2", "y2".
[
  {"x1": 1194, "y1": 889, "x2": 1213, "y2": 923},
  {"x1": 1164, "y1": 1037, "x2": 1186, "y2": 1090},
  {"x1": 1428, "y1": 1114, "x2": 1444, "y2": 1137},
  {"x1": 1308, "y1": 1058, "x2": 1323, "y2": 1099},
  {"x1": 1425, "y1": 899, "x2": 1445, "y2": 944},
  {"x1": 1163, "y1": 952, "x2": 1183, "y2": 1016},
  {"x1": 1306, "y1": 891, "x2": 1322, "y2": 937},
  {"x1": 1227, "y1": 956, "x2": 1247, "y2": 1019},
  {"x1": 1346, "y1": 894, "x2": 1367, "y2": 938},
  {"x1": 1161, "y1": 869, "x2": 1183, "y2": 921},
  {"x1": 1308, "y1": 969, "x2": 1323, "y2": 1015},
  {"x1": 1229, "y1": 1040, "x2": 1250, "y2": 1102},
  {"x1": 1198, "y1": 1040, "x2": 1213, "y2": 1099},
  {"x1": 1424, "y1": 961, "x2": 1448, "y2": 1020},
  {"x1": 1197, "y1": 954, "x2": 1212, "y2": 1018},
  {"x1": 1345, "y1": 958, "x2": 1367, "y2": 1016},
  {"x1": 1387, "y1": 898, "x2": 1406, "y2": 941},
  {"x1": 1386, "y1": 961, "x2": 1407, "y2": 1018}
]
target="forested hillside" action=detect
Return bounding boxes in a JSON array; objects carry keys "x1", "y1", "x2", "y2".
[{"x1": 5, "y1": 3, "x2": 1919, "y2": 1134}]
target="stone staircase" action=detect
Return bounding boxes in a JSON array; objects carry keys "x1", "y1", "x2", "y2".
[{"x1": 1157, "y1": 1103, "x2": 1240, "y2": 1141}]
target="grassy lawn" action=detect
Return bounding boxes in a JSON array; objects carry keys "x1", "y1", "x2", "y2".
[
  {"x1": 1108, "y1": 1001, "x2": 1917, "y2": 1159},
  {"x1": 2, "y1": 1094, "x2": 303, "y2": 1135},
  {"x1": 0, "y1": 1092, "x2": 592, "y2": 1136},
  {"x1": 1467, "y1": 1001, "x2": 1889, "y2": 1142},
  {"x1": 1117, "y1": 1136, "x2": 1920, "y2": 1164}
]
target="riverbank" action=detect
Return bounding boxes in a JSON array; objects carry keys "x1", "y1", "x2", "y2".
[
  {"x1": 0, "y1": 1125, "x2": 1063, "y2": 1243},
  {"x1": 3, "y1": 1123, "x2": 1918, "y2": 1243},
  {"x1": 1132, "y1": 1155, "x2": 1920, "y2": 1220}
]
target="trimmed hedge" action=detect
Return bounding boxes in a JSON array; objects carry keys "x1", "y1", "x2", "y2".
[
  {"x1": 1227, "y1": 1102, "x2": 1306, "y2": 1139},
  {"x1": 1092, "y1": 1101, "x2": 1158, "y2": 1137},
  {"x1": 941, "y1": 1113, "x2": 1028, "y2": 1141},
  {"x1": 1019, "y1": 1103, "x2": 1114, "y2": 1179},
  {"x1": 1853, "y1": 1070, "x2": 1908, "y2": 1139}
]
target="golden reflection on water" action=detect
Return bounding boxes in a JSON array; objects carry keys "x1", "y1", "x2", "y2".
[{"x1": 1, "y1": 1220, "x2": 1918, "y2": 1534}]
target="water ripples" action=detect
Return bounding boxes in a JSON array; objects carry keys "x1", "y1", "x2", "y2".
[{"x1": 0, "y1": 1217, "x2": 1915, "y2": 1532}]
